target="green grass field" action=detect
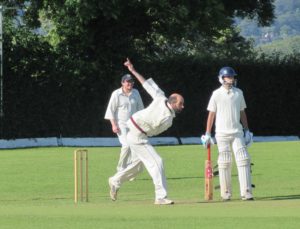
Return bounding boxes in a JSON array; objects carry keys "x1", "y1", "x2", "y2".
[{"x1": 0, "y1": 141, "x2": 300, "y2": 228}]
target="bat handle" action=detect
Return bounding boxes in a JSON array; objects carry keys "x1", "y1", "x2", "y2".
[{"x1": 207, "y1": 144, "x2": 211, "y2": 161}]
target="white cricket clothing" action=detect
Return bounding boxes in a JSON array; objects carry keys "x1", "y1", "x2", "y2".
[
  {"x1": 104, "y1": 87, "x2": 144, "y2": 172},
  {"x1": 218, "y1": 150, "x2": 232, "y2": 200},
  {"x1": 110, "y1": 119, "x2": 168, "y2": 200},
  {"x1": 129, "y1": 78, "x2": 175, "y2": 137},
  {"x1": 110, "y1": 78, "x2": 175, "y2": 200},
  {"x1": 207, "y1": 86, "x2": 246, "y2": 135},
  {"x1": 216, "y1": 133, "x2": 253, "y2": 199},
  {"x1": 115, "y1": 126, "x2": 131, "y2": 172},
  {"x1": 236, "y1": 147, "x2": 252, "y2": 198},
  {"x1": 104, "y1": 88, "x2": 144, "y2": 127},
  {"x1": 208, "y1": 85, "x2": 253, "y2": 199}
]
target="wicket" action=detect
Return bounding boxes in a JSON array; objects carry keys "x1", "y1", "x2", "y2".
[{"x1": 74, "y1": 149, "x2": 88, "y2": 203}]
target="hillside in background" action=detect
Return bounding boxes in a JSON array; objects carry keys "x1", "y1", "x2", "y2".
[
  {"x1": 255, "y1": 35, "x2": 300, "y2": 56},
  {"x1": 236, "y1": 0, "x2": 300, "y2": 47}
]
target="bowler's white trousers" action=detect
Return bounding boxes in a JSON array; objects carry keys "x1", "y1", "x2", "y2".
[{"x1": 109, "y1": 121, "x2": 168, "y2": 200}]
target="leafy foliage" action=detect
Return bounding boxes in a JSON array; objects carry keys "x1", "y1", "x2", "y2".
[
  {"x1": 2, "y1": 0, "x2": 275, "y2": 62},
  {"x1": 4, "y1": 0, "x2": 299, "y2": 139}
]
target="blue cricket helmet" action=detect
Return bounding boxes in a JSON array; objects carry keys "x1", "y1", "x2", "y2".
[
  {"x1": 219, "y1": 67, "x2": 237, "y2": 77},
  {"x1": 218, "y1": 67, "x2": 237, "y2": 84}
]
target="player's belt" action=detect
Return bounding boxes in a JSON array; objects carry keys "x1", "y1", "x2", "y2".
[{"x1": 130, "y1": 117, "x2": 147, "y2": 135}]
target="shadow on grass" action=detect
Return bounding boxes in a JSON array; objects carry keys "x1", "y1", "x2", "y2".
[
  {"x1": 139, "y1": 176, "x2": 202, "y2": 181},
  {"x1": 257, "y1": 194, "x2": 300, "y2": 201},
  {"x1": 0, "y1": 197, "x2": 70, "y2": 202}
]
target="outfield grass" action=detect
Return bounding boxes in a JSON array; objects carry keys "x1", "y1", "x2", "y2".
[{"x1": 0, "y1": 141, "x2": 299, "y2": 228}]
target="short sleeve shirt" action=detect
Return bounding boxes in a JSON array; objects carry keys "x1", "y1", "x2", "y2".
[
  {"x1": 104, "y1": 88, "x2": 144, "y2": 126},
  {"x1": 207, "y1": 86, "x2": 246, "y2": 135}
]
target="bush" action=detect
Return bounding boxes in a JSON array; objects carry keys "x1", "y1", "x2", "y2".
[{"x1": 1, "y1": 54, "x2": 299, "y2": 139}]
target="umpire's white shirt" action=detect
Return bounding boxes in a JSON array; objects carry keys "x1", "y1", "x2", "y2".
[
  {"x1": 104, "y1": 88, "x2": 144, "y2": 126},
  {"x1": 207, "y1": 86, "x2": 246, "y2": 135},
  {"x1": 129, "y1": 78, "x2": 175, "y2": 137}
]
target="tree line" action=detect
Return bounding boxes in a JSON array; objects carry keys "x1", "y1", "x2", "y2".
[{"x1": 1, "y1": 0, "x2": 299, "y2": 139}]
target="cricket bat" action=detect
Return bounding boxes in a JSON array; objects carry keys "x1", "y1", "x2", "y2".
[{"x1": 204, "y1": 144, "x2": 213, "y2": 200}]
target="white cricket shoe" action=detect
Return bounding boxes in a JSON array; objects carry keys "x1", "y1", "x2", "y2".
[
  {"x1": 108, "y1": 178, "x2": 118, "y2": 201},
  {"x1": 242, "y1": 192, "x2": 254, "y2": 201},
  {"x1": 221, "y1": 193, "x2": 231, "y2": 201},
  {"x1": 154, "y1": 198, "x2": 174, "y2": 205},
  {"x1": 242, "y1": 196, "x2": 254, "y2": 201}
]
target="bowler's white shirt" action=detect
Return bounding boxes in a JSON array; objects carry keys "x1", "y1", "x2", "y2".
[
  {"x1": 207, "y1": 86, "x2": 246, "y2": 135},
  {"x1": 104, "y1": 88, "x2": 144, "y2": 126},
  {"x1": 129, "y1": 78, "x2": 175, "y2": 137}
]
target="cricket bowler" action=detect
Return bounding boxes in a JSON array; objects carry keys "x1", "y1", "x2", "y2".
[{"x1": 108, "y1": 58, "x2": 184, "y2": 205}]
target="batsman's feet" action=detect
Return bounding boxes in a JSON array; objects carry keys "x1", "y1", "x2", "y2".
[
  {"x1": 242, "y1": 197, "x2": 254, "y2": 201},
  {"x1": 154, "y1": 198, "x2": 174, "y2": 205},
  {"x1": 221, "y1": 193, "x2": 231, "y2": 201},
  {"x1": 108, "y1": 178, "x2": 118, "y2": 201},
  {"x1": 222, "y1": 197, "x2": 231, "y2": 202},
  {"x1": 241, "y1": 192, "x2": 254, "y2": 201}
]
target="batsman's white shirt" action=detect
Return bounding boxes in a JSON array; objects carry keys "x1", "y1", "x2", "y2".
[
  {"x1": 104, "y1": 88, "x2": 144, "y2": 127},
  {"x1": 129, "y1": 78, "x2": 176, "y2": 136},
  {"x1": 207, "y1": 86, "x2": 246, "y2": 135}
]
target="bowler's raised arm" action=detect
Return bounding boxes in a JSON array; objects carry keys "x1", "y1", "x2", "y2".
[{"x1": 124, "y1": 58, "x2": 146, "y2": 84}]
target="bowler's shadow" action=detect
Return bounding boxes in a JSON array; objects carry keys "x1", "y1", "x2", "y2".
[{"x1": 139, "y1": 176, "x2": 203, "y2": 181}]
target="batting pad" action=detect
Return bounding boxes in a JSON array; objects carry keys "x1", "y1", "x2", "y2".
[
  {"x1": 236, "y1": 147, "x2": 253, "y2": 198},
  {"x1": 218, "y1": 151, "x2": 232, "y2": 199}
]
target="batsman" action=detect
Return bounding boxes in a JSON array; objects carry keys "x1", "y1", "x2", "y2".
[{"x1": 201, "y1": 67, "x2": 254, "y2": 201}]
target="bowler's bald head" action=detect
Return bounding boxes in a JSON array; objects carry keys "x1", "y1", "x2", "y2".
[{"x1": 168, "y1": 93, "x2": 184, "y2": 113}]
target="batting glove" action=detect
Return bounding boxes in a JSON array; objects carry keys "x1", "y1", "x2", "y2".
[
  {"x1": 201, "y1": 133, "x2": 214, "y2": 149},
  {"x1": 244, "y1": 129, "x2": 253, "y2": 147}
]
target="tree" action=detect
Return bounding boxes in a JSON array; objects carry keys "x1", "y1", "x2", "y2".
[
  {"x1": 0, "y1": 0, "x2": 278, "y2": 138},
  {"x1": 2, "y1": 0, "x2": 276, "y2": 64}
]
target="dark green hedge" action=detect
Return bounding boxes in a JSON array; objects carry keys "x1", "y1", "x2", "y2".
[
  {"x1": 1, "y1": 56, "x2": 299, "y2": 139},
  {"x1": 145, "y1": 56, "x2": 300, "y2": 137}
]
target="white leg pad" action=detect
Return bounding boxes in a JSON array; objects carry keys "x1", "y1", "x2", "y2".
[
  {"x1": 218, "y1": 151, "x2": 232, "y2": 199},
  {"x1": 235, "y1": 147, "x2": 253, "y2": 199}
]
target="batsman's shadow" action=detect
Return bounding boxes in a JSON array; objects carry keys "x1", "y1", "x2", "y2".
[{"x1": 258, "y1": 194, "x2": 300, "y2": 201}]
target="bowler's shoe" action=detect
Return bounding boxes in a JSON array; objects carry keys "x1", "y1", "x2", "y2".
[{"x1": 108, "y1": 178, "x2": 118, "y2": 201}]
